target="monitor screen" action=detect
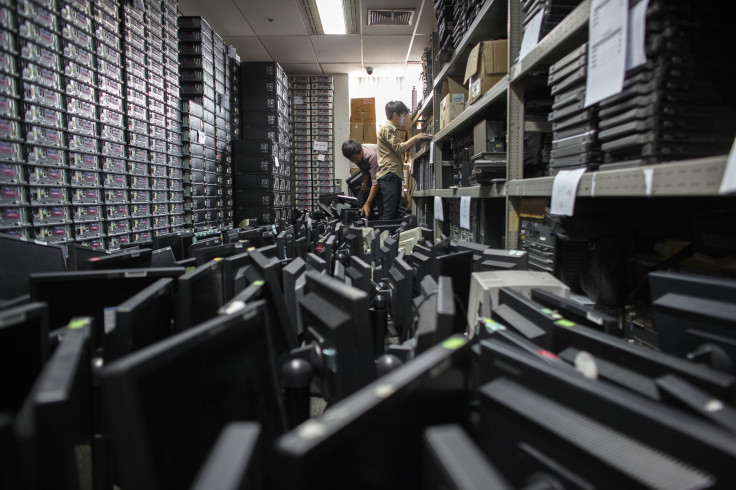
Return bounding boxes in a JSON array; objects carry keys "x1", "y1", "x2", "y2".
[
  {"x1": 0, "y1": 303, "x2": 49, "y2": 413},
  {"x1": 152, "y1": 231, "x2": 189, "y2": 261},
  {"x1": 176, "y1": 261, "x2": 225, "y2": 332},
  {"x1": 86, "y1": 248, "x2": 153, "y2": 270},
  {"x1": 194, "y1": 243, "x2": 247, "y2": 267},
  {"x1": 187, "y1": 237, "x2": 222, "y2": 259},
  {"x1": 435, "y1": 251, "x2": 474, "y2": 333},
  {"x1": 531, "y1": 287, "x2": 618, "y2": 335},
  {"x1": 150, "y1": 247, "x2": 177, "y2": 268},
  {"x1": 14, "y1": 320, "x2": 93, "y2": 489},
  {"x1": 388, "y1": 256, "x2": 416, "y2": 340},
  {"x1": 221, "y1": 251, "x2": 252, "y2": 302},
  {"x1": 102, "y1": 302, "x2": 286, "y2": 490},
  {"x1": 65, "y1": 243, "x2": 107, "y2": 271},
  {"x1": 415, "y1": 276, "x2": 455, "y2": 355},
  {"x1": 0, "y1": 234, "x2": 66, "y2": 300}
]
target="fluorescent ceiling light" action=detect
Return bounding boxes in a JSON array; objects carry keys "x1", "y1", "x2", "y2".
[{"x1": 316, "y1": 0, "x2": 346, "y2": 35}]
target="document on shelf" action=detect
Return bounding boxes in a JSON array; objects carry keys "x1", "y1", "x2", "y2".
[
  {"x1": 585, "y1": 0, "x2": 628, "y2": 107},
  {"x1": 429, "y1": 141, "x2": 435, "y2": 166},
  {"x1": 460, "y1": 196, "x2": 471, "y2": 230},
  {"x1": 626, "y1": 0, "x2": 648, "y2": 70},
  {"x1": 313, "y1": 141, "x2": 328, "y2": 152},
  {"x1": 434, "y1": 196, "x2": 444, "y2": 221},
  {"x1": 519, "y1": 9, "x2": 545, "y2": 61},
  {"x1": 718, "y1": 137, "x2": 736, "y2": 194},
  {"x1": 550, "y1": 168, "x2": 586, "y2": 216}
]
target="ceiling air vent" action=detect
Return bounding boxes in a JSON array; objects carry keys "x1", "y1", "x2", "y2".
[{"x1": 367, "y1": 9, "x2": 415, "y2": 26}]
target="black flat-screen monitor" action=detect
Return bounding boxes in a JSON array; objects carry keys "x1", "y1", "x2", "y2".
[
  {"x1": 256, "y1": 243, "x2": 278, "y2": 259},
  {"x1": 435, "y1": 250, "x2": 473, "y2": 333},
  {"x1": 29, "y1": 268, "x2": 185, "y2": 351},
  {"x1": 0, "y1": 302, "x2": 49, "y2": 413},
  {"x1": 105, "y1": 278, "x2": 175, "y2": 362},
  {"x1": 475, "y1": 338, "x2": 736, "y2": 488},
  {"x1": 276, "y1": 230, "x2": 296, "y2": 260},
  {"x1": 422, "y1": 424, "x2": 513, "y2": 490},
  {"x1": 415, "y1": 276, "x2": 455, "y2": 355},
  {"x1": 477, "y1": 248, "x2": 529, "y2": 272},
  {"x1": 531, "y1": 287, "x2": 618, "y2": 335},
  {"x1": 306, "y1": 253, "x2": 327, "y2": 273},
  {"x1": 102, "y1": 301, "x2": 286, "y2": 490},
  {"x1": 187, "y1": 236, "x2": 222, "y2": 259},
  {"x1": 14, "y1": 320, "x2": 93, "y2": 489},
  {"x1": 274, "y1": 334, "x2": 472, "y2": 489},
  {"x1": 345, "y1": 255, "x2": 371, "y2": 296},
  {"x1": 0, "y1": 234, "x2": 66, "y2": 301},
  {"x1": 194, "y1": 243, "x2": 247, "y2": 266},
  {"x1": 221, "y1": 251, "x2": 252, "y2": 301},
  {"x1": 237, "y1": 229, "x2": 264, "y2": 248},
  {"x1": 152, "y1": 231, "x2": 193, "y2": 261},
  {"x1": 150, "y1": 247, "x2": 177, "y2": 268},
  {"x1": 222, "y1": 228, "x2": 240, "y2": 244},
  {"x1": 218, "y1": 280, "x2": 266, "y2": 316},
  {"x1": 177, "y1": 261, "x2": 225, "y2": 332},
  {"x1": 190, "y1": 422, "x2": 262, "y2": 490},
  {"x1": 650, "y1": 271, "x2": 736, "y2": 373},
  {"x1": 65, "y1": 243, "x2": 107, "y2": 271},
  {"x1": 283, "y1": 257, "x2": 306, "y2": 337},
  {"x1": 388, "y1": 256, "x2": 416, "y2": 340},
  {"x1": 86, "y1": 248, "x2": 153, "y2": 270}
]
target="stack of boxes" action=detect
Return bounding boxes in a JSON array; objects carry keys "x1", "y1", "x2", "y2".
[
  {"x1": 178, "y1": 16, "x2": 222, "y2": 230},
  {"x1": 234, "y1": 62, "x2": 292, "y2": 225},
  {"x1": 348, "y1": 97, "x2": 376, "y2": 144},
  {"x1": 291, "y1": 76, "x2": 335, "y2": 212}
]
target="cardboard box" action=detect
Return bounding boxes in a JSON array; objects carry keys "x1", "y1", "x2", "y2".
[
  {"x1": 440, "y1": 93, "x2": 466, "y2": 129},
  {"x1": 350, "y1": 97, "x2": 376, "y2": 123},
  {"x1": 440, "y1": 76, "x2": 468, "y2": 102},
  {"x1": 464, "y1": 39, "x2": 508, "y2": 105},
  {"x1": 349, "y1": 122, "x2": 377, "y2": 144},
  {"x1": 396, "y1": 129, "x2": 408, "y2": 142}
]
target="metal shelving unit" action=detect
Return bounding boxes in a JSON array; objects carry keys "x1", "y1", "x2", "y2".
[{"x1": 434, "y1": 76, "x2": 508, "y2": 142}]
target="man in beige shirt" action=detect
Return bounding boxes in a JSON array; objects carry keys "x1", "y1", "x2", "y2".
[{"x1": 376, "y1": 101, "x2": 432, "y2": 220}]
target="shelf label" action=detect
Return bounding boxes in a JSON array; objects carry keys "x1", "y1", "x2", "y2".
[
  {"x1": 519, "y1": 9, "x2": 544, "y2": 61},
  {"x1": 294, "y1": 96, "x2": 305, "y2": 105},
  {"x1": 585, "y1": 0, "x2": 628, "y2": 107},
  {"x1": 434, "y1": 196, "x2": 443, "y2": 221},
  {"x1": 719, "y1": 137, "x2": 736, "y2": 194},
  {"x1": 274, "y1": 156, "x2": 280, "y2": 168},
  {"x1": 550, "y1": 168, "x2": 586, "y2": 216},
  {"x1": 317, "y1": 154, "x2": 326, "y2": 162},
  {"x1": 313, "y1": 140, "x2": 328, "y2": 152},
  {"x1": 625, "y1": 0, "x2": 648, "y2": 70},
  {"x1": 429, "y1": 140, "x2": 435, "y2": 165},
  {"x1": 643, "y1": 168, "x2": 654, "y2": 196},
  {"x1": 460, "y1": 196, "x2": 471, "y2": 230}
]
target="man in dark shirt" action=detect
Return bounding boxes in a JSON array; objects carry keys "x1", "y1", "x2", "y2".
[{"x1": 342, "y1": 139, "x2": 379, "y2": 218}]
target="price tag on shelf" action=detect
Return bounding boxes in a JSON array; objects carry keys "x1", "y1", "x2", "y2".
[
  {"x1": 460, "y1": 196, "x2": 471, "y2": 230},
  {"x1": 550, "y1": 168, "x2": 586, "y2": 216},
  {"x1": 313, "y1": 140, "x2": 328, "y2": 152},
  {"x1": 434, "y1": 196, "x2": 444, "y2": 221}
]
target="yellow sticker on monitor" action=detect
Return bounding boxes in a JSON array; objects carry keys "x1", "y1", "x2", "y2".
[
  {"x1": 555, "y1": 319, "x2": 576, "y2": 328},
  {"x1": 442, "y1": 337, "x2": 467, "y2": 350}
]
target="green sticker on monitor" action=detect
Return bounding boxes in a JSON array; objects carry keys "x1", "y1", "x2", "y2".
[
  {"x1": 483, "y1": 318, "x2": 506, "y2": 333},
  {"x1": 186, "y1": 266, "x2": 196, "y2": 273},
  {"x1": 555, "y1": 319, "x2": 576, "y2": 328},
  {"x1": 253, "y1": 280, "x2": 265, "y2": 286},
  {"x1": 68, "y1": 319, "x2": 86, "y2": 329},
  {"x1": 442, "y1": 337, "x2": 467, "y2": 350},
  {"x1": 541, "y1": 308, "x2": 554, "y2": 315}
]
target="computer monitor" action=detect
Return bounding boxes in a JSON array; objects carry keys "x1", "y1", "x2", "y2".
[
  {"x1": 341, "y1": 227, "x2": 364, "y2": 260},
  {"x1": 222, "y1": 228, "x2": 241, "y2": 244},
  {"x1": 456, "y1": 240, "x2": 489, "y2": 265},
  {"x1": 105, "y1": 278, "x2": 176, "y2": 362},
  {"x1": 345, "y1": 255, "x2": 371, "y2": 296},
  {"x1": 477, "y1": 248, "x2": 528, "y2": 272},
  {"x1": 294, "y1": 236, "x2": 307, "y2": 260},
  {"x1": 65, "y1": 243, "x2": 107, "y2": 271},
  {"x1": 29, "y1": 268, "x2": 185, "y2": 351},
  {"x1": 86, "y1": 248, "x2": 153, "y2": 270},
  {"x1": 299, "y1": 271, "x2": 376, "y2": 403},
  {"x1": 388, "y1": 256, "x2": 416, "y2": 340},
  {"x1": 176, "y1": 261, "x2": 225, "y2": 332},
  {"x1": 194, "y1": 243, "x2": 247, "y2": 266},
  {"x1": 0, "y1": 303, "x2": 49, "y2": 413},
  {"x1": 187, "y1": 236, "x2": 223, "y2": 259},
  {"x1": 466, "y1": 271, "x2": 570, "y2": 338},
  {"x1": 0, "y1": 234, "x2": 67, "y2": 301},
  {"x1": 248, "y1": 250, "x2": 297, "y2": 356},
  {"x1": 531, "y1": 287, "x2": 618, "y2": 335},
  {"x1": 150, "y1": 247, "x2": 177, "y2": 268},
  {"x1": 398, "y1": 227, "x2": 423, "y2": 255},
  {"x1": 14, "y1": 320, "x2": 94, "y2": 490},
  {"x1": 218, "y1": 280, "x2": 266, "y2": 316},
  {"x1": 283, "y1": 257, "x2": 306, "y2": 337},
  {"x1": 414, "y1": 276, "x2": 456, "y2": 355},
  {"x1": 490, "y1": 287, "x2": 556, "y2": 348},
  {"x1": 422, "y1": 424, "x2": 513, "y2": 490},
  {"x1": 435, "y1": 250, "x2": 474, "y2": 334},
  {"x1": 276, "y1": 230, "x2": 296, "y2": 260},
  {"x1": 475, "y1": 338, "x2": 736, "y2": 488},
  {"x1": 305, "y1": 252, "x2": 327, "y2": 273},
  {"x1": 321, "y1": 234, "x2": 336, "y2": 274},
  {"x1": 274, "y1": 334, "x2": 472, "y2": 489},
  {"x1": 102, "y1": 301, "x2": 287, "y2": 490},
  {"x1": 189, "y1": 422, "x2": 263, "y2": 490},
  {"x1": 650, "y1": 271, "x2": 736, "y2": 373},
  {"x1": 221, "y1": 251, "x2": 252, "y2": 301},
  {"x1": 255, "y1": 243, "x2": 278, "y2": 259},
  {"x1": 152, "y1": 231, "x2": 191, "y2": 261}
]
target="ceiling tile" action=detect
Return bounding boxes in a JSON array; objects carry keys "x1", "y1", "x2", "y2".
[
  {"x1": 260, "y1": 36, "x2": 317, "y2": 64},
  {"x1": 281, "y1": 63, "x2": 324, "y2": 75},
  {"x1": 415, "y1": 1, "x2": 436, "y2": 35},
  {"x1": 319, "y1": 63, "x2": 364, "y2": 75},
  {"x1": 233, "y1": 0, "x2": 309, "y2": 36},
  {"x1": 177, "y1": 0, "x2": 255, "y2": 37},
  {"x1": 223, "y1": 36, "x2": 272, "y2": 61},
  {"x1": 363, "y1": 35, "x2": 412, "y2": 64},
  {"x1": 310, "y1": 35, "x2": 361, "y2": 63}
]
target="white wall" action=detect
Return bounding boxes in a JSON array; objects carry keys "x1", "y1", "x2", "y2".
[{"x1": 332, "y1": 74, "x2": 350, "y2": 194}]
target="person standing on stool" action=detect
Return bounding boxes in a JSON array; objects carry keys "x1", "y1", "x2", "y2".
[
  {"x1": 376, "y1": 101, "x2": 432, "y2": 220},
  {"x1": 342, "y1": 139, "x2": 379, "y2": 218}
]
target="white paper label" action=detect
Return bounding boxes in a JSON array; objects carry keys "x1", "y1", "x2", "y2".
[
  {"x1": 313, "y1": 141, "x2": 328, "y2": 152},
  {"x1": 317, "y1": 154, "x2": 326, "y2": 161},
  {"x1": 519, "y1": 9, "x2": 544, "y2": 60},
  {"x1": 434, "y1": 196, "x2": 444, "y2": 221},
  {"x1": 294, "y1": 96, "x2": 305, "y2": 105},
  {"x1": 460, "y1": 196, "x2": 471, "y2": 230},
  {"x1": 626, "y1": 0, "x2": 648, "y2": 70},
  {"x1": 643, "y1": 168, "x2": 654, "y2": 196},
  {"x1": 718, "y1": 137, "x2": 736, "y2": 194},
  {"x1": 274, "y1": 156, "x2": 280, "y2": 168},
  {"x1": 585, "y1": 0, "x2": 628, "y2": 107},
  {"x1": 550, "y1": 168, "x2": 587, "y2": 216}
]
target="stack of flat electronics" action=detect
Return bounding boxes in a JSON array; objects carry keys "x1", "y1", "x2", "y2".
[
  {"x1": 520, "y1": 0, "x2": 583, "y2": 59},
  {"x1": 597, "y1": 0, "x2": 736, "y2": 168},
  {"x1": 434, "y1": 0, "x2": 455, "y2": 59},
  {"x1": 547, "y1": 42, "x2": 600, "y2": 172},
  {"x1": 469, "y1": 153, "x2": 506, "y2": 185}
]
